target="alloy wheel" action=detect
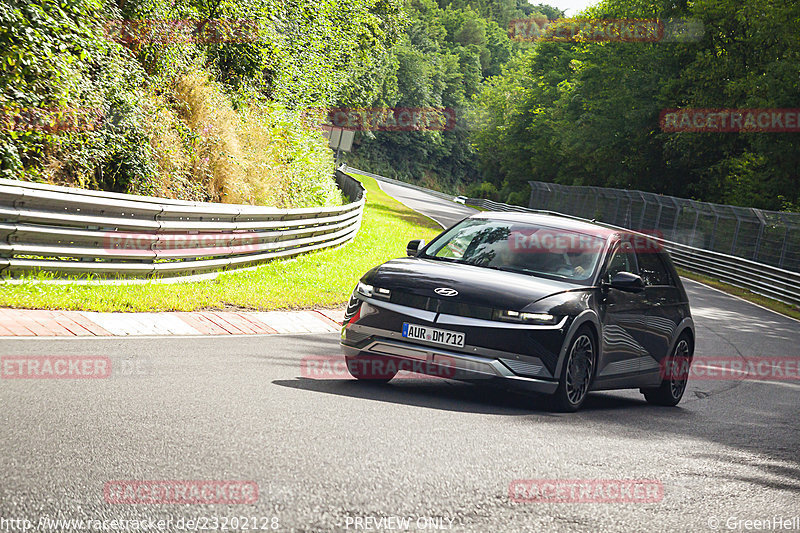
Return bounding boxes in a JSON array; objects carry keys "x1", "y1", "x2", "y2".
[{"x1": 565, "y1": 334, "x2": 594, "y2": 405}]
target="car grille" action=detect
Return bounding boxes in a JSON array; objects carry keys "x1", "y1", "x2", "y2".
[
  {"x1": 389, "y1": 290, "x2": 493, "y2": 320},
  {"x1": 343, "y1": 330, "x2": 370, "y2": 344},
  {"x1": 499, "y1": 358, "x2": 548, "y2": 378}
]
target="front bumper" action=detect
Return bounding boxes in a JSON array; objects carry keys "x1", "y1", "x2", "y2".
[{"x1": 342, "y1": 325, "x2": 560, "y2": 395}]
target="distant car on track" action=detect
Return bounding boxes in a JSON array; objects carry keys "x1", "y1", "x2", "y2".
[{"x1": 340, "y1": 212, "x2": 695, "y2": 411}]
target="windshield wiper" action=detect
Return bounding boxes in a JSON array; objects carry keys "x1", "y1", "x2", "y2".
[
  {"x1": 421, "y1": 255, "x2": 461, "y2": 263},
  {"x1": 485, "y1": 265, "x2": 534, "y2": 275}
]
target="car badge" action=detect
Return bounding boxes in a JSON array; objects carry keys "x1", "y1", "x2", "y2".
[{"x1": 434, "y1": 287, "x2": 458, "y2": 297}]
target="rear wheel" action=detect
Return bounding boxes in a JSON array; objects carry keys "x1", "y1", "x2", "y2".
[
  {"x1": 550, "y1": 327, "x2": 596, "y2": 412},
  {"x1": 642, "y1": 335, "x2": 692, "y2": 406},
  {"x1": 345, "y1": 355, "x2": 398, "y2": 382}
]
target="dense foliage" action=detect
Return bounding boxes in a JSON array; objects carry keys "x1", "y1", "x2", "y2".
[
  {"x1": 3, "y1": 0, "x2": 797, "y2": 211},
  {"x1": 0, "y1": 0, "x2": 403, "y2": 206},
  {"x1": 469, "y1": 0, "x2": 800, "y2": 210},
  {"x1": 347, "y1": 0, "x2": 561, "y2": 193}
]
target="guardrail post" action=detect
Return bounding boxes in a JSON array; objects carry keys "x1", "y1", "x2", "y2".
[
  {"x1": 752, "y1": 208, "x2": 766, "y2": 262},
  {"x1": 730, "y1": 215, "x2": 741, "y2": 256},
  {"x1": 778, "y1": 226, "x2": 790, "y2": 269},
  {"x1": 653, "y1": 201, "x2": 663, "y2": 231},
  {"x1": 612, "y1": 194, "x2": 621, "y2": 226},
  {"x1": 637, "y1": 192, "x2": 647, "y2": 231},
  {"x1": 708, "y1": 213, "x2": 719, "y2": 251},
  {"x1": 671, "y1": 199, "x2": 682, "y2": 242},
  {"x1": 689, "y1": 206, "x2": 700, "y2": 246}
]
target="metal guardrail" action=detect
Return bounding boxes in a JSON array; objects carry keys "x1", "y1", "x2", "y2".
[
  {"x1": 466, "y1": 198, "x2": 800, "y2": 309},
  {"x1": 662, "y1": 240, "x2": 800, "y2": 306},
  {"x1": 341, "y1": 165, "x2": 457, "y2": 203},
  {"x1": 0, "y1": 169, "x2": 365, "y2": 280},
  {"x1": 464, "y1": 198, "x2": 531, "y2": 213},
  {"x1": 528, "y1": 180, "x2": 800, "y2": 272}
]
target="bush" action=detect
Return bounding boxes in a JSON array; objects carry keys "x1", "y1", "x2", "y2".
[
  {"x1": 127, "y1": 71, "x2": 341, "y2": 207},
  {"x1": 2, "y1": 0, "x2": 402, "y2": 208},
  {"x1": 465, "y1": 180, "x2": 498, "y2": 200}
]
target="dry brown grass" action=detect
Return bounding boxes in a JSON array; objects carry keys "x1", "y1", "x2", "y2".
[
  {"x1": 144, "y1": 71, "x2": 341, "y2": 207},
  {"x1": 173, "y1": 72, "x2": 243, "y2": 203},
  {"x1": 29, "y1": 69, "x2": 342, "y2": 207},
  {"x1": 141, "y1": 96, "x2": 193, "y2": 198}
]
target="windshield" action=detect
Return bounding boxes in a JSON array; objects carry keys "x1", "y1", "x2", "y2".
[{"x1": 421, "y1": 219, "x2": 605, "y2": 285}]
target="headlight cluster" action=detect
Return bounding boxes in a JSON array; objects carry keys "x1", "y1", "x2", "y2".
[
  {"x1": 494, "y1": 310, "x2": 560, "y2": 325},
  {"x1": 356, "y1": 282, "x2": 373, "y2": 297},
  {"x1": 356, "y1": 282, "x2": 390, "y2": 299}
]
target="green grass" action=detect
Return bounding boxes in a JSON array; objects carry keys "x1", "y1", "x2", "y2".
[
  {"x1": 0, "y1": 174, "x2": 442, "y2": 312},
  {"x1": 677, "y1": 267, "x2": 800, "y2": 321}
]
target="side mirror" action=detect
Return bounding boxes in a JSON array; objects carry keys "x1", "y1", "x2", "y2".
[
  {"x1": 406, "y1": 239, "x2": 425, "y2": 257},
  {"x1": 606, "y1": 271, "x2": 644, "y2": 293}
]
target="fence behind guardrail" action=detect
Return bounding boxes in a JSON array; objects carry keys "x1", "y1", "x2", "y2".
[
  {"x1": 466, "y1": 191, "x2": 800, "y2": 308},
  {"x1": 527, "y1": 180, "x2": 800, "y2": 273}
]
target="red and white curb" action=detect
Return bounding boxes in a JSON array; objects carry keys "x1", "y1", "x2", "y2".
[{"x1": 0, "y1": 308, "x2": 344, "y2": 337}]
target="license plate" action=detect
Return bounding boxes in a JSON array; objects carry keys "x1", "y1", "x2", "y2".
[{"x1": 402, "y1": 323, "x2": 465, "y2": 348}]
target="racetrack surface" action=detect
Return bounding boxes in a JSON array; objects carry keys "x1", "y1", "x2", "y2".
[{"x1": 1, "y1": 184, "x2": 798, "y2": 532}]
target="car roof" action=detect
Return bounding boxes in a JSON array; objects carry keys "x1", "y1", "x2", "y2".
[{"x1": 468, "y1": 211, "x2": 618, "y2": 238}]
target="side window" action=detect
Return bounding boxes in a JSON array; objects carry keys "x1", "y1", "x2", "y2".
[
  {"x1": 604, "y1": 241, "x2": 638, "y2": 283},
  {"x1": 636, "y1": 252, "x2": 673, "y2": 286}
]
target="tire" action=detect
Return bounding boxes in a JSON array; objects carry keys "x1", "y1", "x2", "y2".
[
  {"x1": 550, "y1": 326, "x2": 597, "y2": 412},
  {"x1": 642, "y1": 334, "x2": 693, "y2": 406},
  {"x1": 344, "y1": 355, "x2": 398, "y2": 382}
]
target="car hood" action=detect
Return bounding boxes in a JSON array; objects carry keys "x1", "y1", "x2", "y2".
[{"x1": 364, "y1": 258, "x2": 586, "y2": 311}]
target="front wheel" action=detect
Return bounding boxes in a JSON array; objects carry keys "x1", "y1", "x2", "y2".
[
  {"x1": 550, "y1": 327, "x2": 596, "y2": 412},
  {"x1": 641, "y1": 335, "x2": 693, "y2": 406}
]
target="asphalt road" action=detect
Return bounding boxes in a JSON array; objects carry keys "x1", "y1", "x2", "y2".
[
  {"x1": 374, "y1": 180, "x2": 475, "y2": 228},
  {"x1": 1, "y1": 185, "x2": 799, "y2": 533}
]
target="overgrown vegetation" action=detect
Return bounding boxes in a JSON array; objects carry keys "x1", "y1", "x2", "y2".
[
  {"x1": 468, "y1": 0, "x2": 800, "y2": 211},
  {"x1": 0, "y1": 174, "x2": 442, "y2": 311},
  {"x1": 1, "y1": 0, "x2": 403, "y2": 207},
  {"x1": 2, "y1": 0, "x2": 796, "y2": 212},
  {"x1": 347, "y1": 0, "x2": 562, "y2": 193}
]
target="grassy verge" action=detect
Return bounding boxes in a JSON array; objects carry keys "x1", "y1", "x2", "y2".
[
  {"x1": 0, "y1": 174, "x2": 442, "y2": 312},
  {"x1": 677, "y1": 267, "x2": 800, "y2": 321}
]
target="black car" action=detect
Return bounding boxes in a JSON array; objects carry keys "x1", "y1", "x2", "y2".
[{"x1": 340, "y1": 212, "x2": 695, "y2": 411}]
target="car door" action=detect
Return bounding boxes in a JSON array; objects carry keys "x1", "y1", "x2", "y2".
[
  {"x1": 637, "y1": 249, "x2": 683, "y2": 383},
  {"x1": 596, "y1": 239, "x2": 650, "y2": 385}
]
